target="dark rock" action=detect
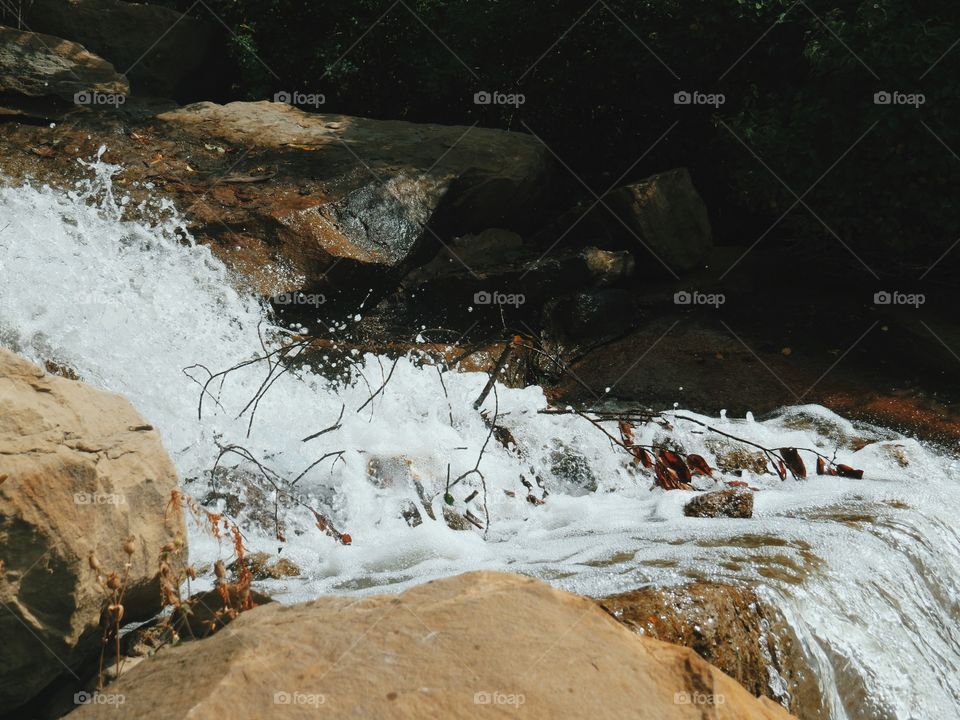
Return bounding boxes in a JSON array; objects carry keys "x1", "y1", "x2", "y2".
[
  {"x1": 585, "y1": 167, "x2": 712, "y2": 273},
  {"x1": 684, "y1": 488, "x2": 754, "y2": 518},
  {"x1": 562, "y1": 289, "x2": 637, "y2": 340}
]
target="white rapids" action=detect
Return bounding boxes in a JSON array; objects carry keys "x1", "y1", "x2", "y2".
[{"x1": 1, "y1": 156, "x2": 958, "y2": 719}]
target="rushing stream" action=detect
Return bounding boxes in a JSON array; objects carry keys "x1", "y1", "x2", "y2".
[{"x1": 1, "y1": 156, "x2": 959, "y2": 719}]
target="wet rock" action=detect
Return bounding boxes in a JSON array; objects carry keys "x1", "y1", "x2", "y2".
[
  {"x1": 0, "y1": 26, "x2": 129, "y2": 101},
  {"x1": 599, "y1": 582, "x2": 824, "y2": 719},
  {"x1": 0, "y1": 101, "x2": 557, "y2": 302},
  {"x1": 711, "y1": 444, "x2": 772, "y2": 475},
  {"x1": 582, "y1": 245, "x2": 636, "y2": 285},
  {"x1": 21, "y1": 0, "x2": 222, "y2": 100},
  {"x1": 400, "y1": 500, "x2": 424, "y2": 527},
  {"x1": 684, "y1": 488, "x2": 754, "y2": 518},
  {"x1": 227, "y1": 552, "x2": 301, "y2": 581},
  {"x1": 442, "y1": 505, "x2": 471, "y2": 531},
  {"x1": 548, "y1": 442, "x2": 598, "y2": 495},
  {"x1": 0, "y1": 348, "x2": 185, "y2": 713},
  {"x1": 69, "y1": 572, "x2": 795, "y2": 720},
  {"x1": 157, "y1": 101, "x2": 556, "y2": 282},
  {"x1": 562, "y1": 288, "x2": 637, "y2": 340}
]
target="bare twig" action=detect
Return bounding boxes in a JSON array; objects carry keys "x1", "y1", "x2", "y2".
[{"x1": 302, "y1": 404, "x2": 345, "y2": 442}]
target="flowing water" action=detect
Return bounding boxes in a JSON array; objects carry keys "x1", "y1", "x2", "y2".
[{"x1": 1, "y1": 156, "x2": 958, "y2": 719}]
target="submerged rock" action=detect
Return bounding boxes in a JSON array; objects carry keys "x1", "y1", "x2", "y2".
[
  {"x1": 600, "y1": 582, "x2": 825, "y2": 719},
  {"x1": 0, "y1": 348, "x2": 185, "y2": 712},
  {"x1": 69, "y1": 571, "x2": 795, "y2": 719},
  {"x1": 684, "y1": 488, "x2": 754, "y2": 518},
  {"x1": 548, "y1": 441, "x2": 599, "y2": 495}
]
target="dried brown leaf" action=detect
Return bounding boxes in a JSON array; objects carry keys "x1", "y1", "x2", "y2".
[
  {"x1": 836, "y1": 464, "x2": 864, "y2": 479},
  {"x1": 686, "y1": 454, "x2": 713, "y2": 477},
  {"x1": 779, "y1": 448, "x2": 807, "y2": 479}
]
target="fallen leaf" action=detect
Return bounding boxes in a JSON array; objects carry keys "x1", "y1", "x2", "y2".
[
  {"x1": 658, "y1": 450, "x2": 692, "y2": 483},
  {"x1": 637, "y1": 448, "x2": 655, "y2": 468},
  {"x1": 726, "y1": 480, "x2": 760, "y2": 491},
  {"x1": 835, "y1": 464, "x2": 864, "y2": 479},
  {"x1": 686, "y1": 453, "x2": 713, "y2": 477},
  {"x1": 31, "y1": 146, "x2": 57, "y2": 158},
  {"x1": 655, "y1": 461, "x2": 693, "y2": 491},
  {"x1": 779, "y1": 448, "x2": 807, "y2": 479},
  {"x1": 526, "y1": 494, "x2": 545, "y2": 506}
]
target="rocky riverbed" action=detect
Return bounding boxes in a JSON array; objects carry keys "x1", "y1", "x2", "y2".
[{"x1": 2, "y1": 6, "x2": 960, "y2": 720}]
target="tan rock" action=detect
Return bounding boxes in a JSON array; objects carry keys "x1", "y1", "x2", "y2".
[
  {"x1": 0, "y1": 26, "x2": 128, "y2": 101},
  {"x1": 70, "y1": 571, "x2": 795, "y2": 719},
  {"x1": 600, "y1": 583, "x2": 826, "y2": 719},
  {"x1": 0, "y1": 348, "x2": 185, "y2": 712}
]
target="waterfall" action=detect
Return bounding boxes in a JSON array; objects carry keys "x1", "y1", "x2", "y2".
[{"x1": 1, "y1": 158, "x2": 958, "y2": 719}]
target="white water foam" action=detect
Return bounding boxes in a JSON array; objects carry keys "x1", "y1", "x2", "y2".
[{"x1": 1, "y1": 159, "x2": 959, "y2": 719}]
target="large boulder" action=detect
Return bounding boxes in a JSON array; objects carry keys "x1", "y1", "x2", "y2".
[
  {"x1": 69, "y1": 571, "x2": 793, "y2": 719},
  {"x1": 0, "y1": 348, "x2": 185, "y2": 712},
  {"x1": 0, "y1": 101, "x2": 557, "y2": 302},
  {"x1": 581, "y1": 167, "x2": 712, "y2": 273},
  {"x1": 0, "y1": 26, "x2": 128, "y2": 100},
  {"x1": 600, "y1": 583, "x2": 826, "y2": 719},
  {"x1": 21, "y1": 0, "x2": 221, "y2": 100},
  {"x1": 155, "y1": 101, "x2": 557, "y2": 280}
]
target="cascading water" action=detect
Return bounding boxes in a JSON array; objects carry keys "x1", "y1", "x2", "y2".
[{"x1": 1, "y1": 156, "x2": 958, "y2": 719}]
